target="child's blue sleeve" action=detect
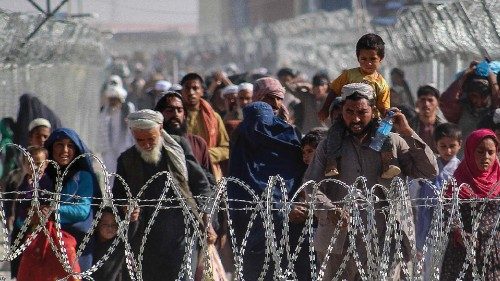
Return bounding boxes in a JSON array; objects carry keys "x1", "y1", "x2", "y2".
[{"x1": 58, "y1": 171, "x2": 93, "y2": 224}]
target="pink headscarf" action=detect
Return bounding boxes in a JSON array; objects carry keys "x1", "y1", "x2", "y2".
[
  {"x1": 448, "y1": 129, "x2": 500, "y2": 199},
  {"x1": 252, "y1": 77, "x2": 290, "y2": 121}
]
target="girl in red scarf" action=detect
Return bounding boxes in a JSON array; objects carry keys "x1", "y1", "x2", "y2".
[{"x1": 441, "y1": 129, "x2": 499, "y2": 280}]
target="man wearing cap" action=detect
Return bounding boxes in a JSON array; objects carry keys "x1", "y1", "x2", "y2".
[
  {"x1": 303, "y1": 83, "x2": 437, "y2": 280},
  {"x1": 180, "y1": 73, "x2": 230, "y2": 181},
  {"x1": 113, "y1": 109, "x2": 216, "y2": 280},
  {"x1": 97, "y1": 85, "x2": 135, "y2": 174}
]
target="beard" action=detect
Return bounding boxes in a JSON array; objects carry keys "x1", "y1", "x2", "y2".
[
  {"x1": 135, "y1": 140, "x2": 162, "y2": 165},
  {"x1": 163, "y1": 118, "x2": 187, "y2": 136},
  {"x1": 347, "y1": 120, "x2": 375, "y2": 137}
]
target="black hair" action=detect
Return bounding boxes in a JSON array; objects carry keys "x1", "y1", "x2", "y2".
[
  {"x1": 312, "y1": 73, "x2": 330, "y2": 86},
  {"x1": 356, "y1": 33, "x2": 385, "y2": 59},
  {"x1": 417, "y1": 85, "x2": 440, "y2": 99},
  {"x1": 390, "y1": 68, "x2": 404, "y2": 77},
  {"x1": 462, "y1": 75, "x2": 491, "y2": 97},
  {"x1": 180, "y1": 72, "x2": 205, "y2": 87},
  {"x1": 276, "y1": 67, "x2": 297, "y2": 78},
  {"x1": 433, "y1": 123, "x2": 462, "y2": 143},
  {"x1": 344, "y1": 92, "x2": 376, "y2": 107},
  {"x1": 154, "y1": 91, "x2": 186, "y2": 114},
  {"x1": 301, "y1": 128, "x2": 327, "y2": 148}
]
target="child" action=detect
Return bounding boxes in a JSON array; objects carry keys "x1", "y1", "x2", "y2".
[
  {"x1": 92, "y1": 207, "x2": 124, "y2": 281},
  {"x1": 317, "y1": 33, "x2": 399, "y2": 178},
  {"x1": 301, "y1": 128, "x2": 327, "y2": 166},
  {"x1": 416, "y1": 123, "x2": 462, "y2": 279}
]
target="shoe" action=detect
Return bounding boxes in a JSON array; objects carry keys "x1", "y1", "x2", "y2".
[{"x1": 381, "y1": 165, "x2": 401, "y2": 179}]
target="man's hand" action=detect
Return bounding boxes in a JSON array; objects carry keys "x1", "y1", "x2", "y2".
[
  {"x1": 390, "y1": 108, "x2": 413, "y2": 137},
  {"x1": 289, "y1": 203, "x2": 308, "y2": 224},
  {"x1": 122, "y1": 206, "x2": 140, "y2": 222}
]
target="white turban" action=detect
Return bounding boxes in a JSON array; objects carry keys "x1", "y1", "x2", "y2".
[
  {"x1": 155, "y1": 80, "x2": 172, "y2": 92},
  {"x1": 128, "y1": 109, "x2": 164, "y2": 129},
  {"x1": 238, "y1": 82, "x2": 253, "y2": 92},
  {"x1": 221, "y1": 85, "x2": 239, "y2": 97},
  {"x1": 127, "y1": 109, "x2": 188, "y2": 179},
  {"x1": 105, "y1": 85, "x2": 128, "y2": 103},
  {"x1": 341, "y1": 83, "x2": 375, "y2": 101}
]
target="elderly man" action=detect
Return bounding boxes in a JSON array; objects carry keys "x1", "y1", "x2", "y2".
[
  {"x1": 304, "y1": 83, "x2": 438, "y2": 280},
  {"x1": 113, "y1": 109, "x2": 216, "y2": 280},
  {"x1": 180, "y1": 73, "x2": 230, "y2": 180}
]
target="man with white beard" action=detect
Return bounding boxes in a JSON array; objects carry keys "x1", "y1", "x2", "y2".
[{"x1": 112, "y1": 109, "x2": 216, "y2": 280}]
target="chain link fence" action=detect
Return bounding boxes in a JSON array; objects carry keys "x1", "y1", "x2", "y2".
[{"x1": 0, "y1": 9, "x2": 106, "y2": 149}]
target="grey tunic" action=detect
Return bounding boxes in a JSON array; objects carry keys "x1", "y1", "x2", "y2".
[{"x1": 303, "y1": 130, "x2": 438, "y2": 280}]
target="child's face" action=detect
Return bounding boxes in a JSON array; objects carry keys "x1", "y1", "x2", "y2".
[
  {"x1": 357, "y1": 49, "x2": 382, "y2": 75},
  {"x1": 98, "y1": 212, "x2": 118, "y2": 241},
  {"x1": 302, "y1": 144, "x2": 316, "y2": 165},
  {"x1": 23, "y1": 152, "x2": 47, "y2": 176},
  {"x1": 436, "y1": 137, "x2": 461, "y2": 162}
]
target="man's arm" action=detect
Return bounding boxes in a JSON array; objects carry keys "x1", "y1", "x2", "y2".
[{"x1": 391, "y1": 110, "x2": 438, "y2": 179}]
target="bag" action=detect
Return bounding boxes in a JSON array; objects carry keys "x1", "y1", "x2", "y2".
[
  {"x1": 17, "y1": 221, "x2": 81, "y2": 281},
  {"x1": 195, "y1": 244, "x2": 228, "y2": 281}
]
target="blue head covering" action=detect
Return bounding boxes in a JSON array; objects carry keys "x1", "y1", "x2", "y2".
[
  {"x1": 44, "y1": 128, "x2": 101, "y2": 203},
  {"x1": 228, "y1": 102, "x2": 305, "y2": 201},
  {"x1": 45, "y1": 128, "x2": 93, "y2": 172}
]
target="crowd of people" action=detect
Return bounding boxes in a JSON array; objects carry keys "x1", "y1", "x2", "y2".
[{"x1": 0, "y1": 33, "x2": 499, "y2": 281}]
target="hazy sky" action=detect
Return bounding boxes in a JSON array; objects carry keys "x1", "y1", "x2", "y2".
[{"x1": 0, "y1": 0, "x2": 199, "y2": 33}]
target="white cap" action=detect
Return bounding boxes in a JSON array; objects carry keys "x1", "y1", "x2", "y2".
[
  {"x1": 238, "y1": 82, "x2": 254, "y2": 92},
  {"x1": 28, "y1": 118, "x2": 51, "y2": 132},
  {"x1": 105, "y1": 85, "x2": 127, "y2": 103},
  {"x1": 221, "y1": 85, "x2": 239, "y2": 97},
  {"x1": 155, "y1": 80, "x2": 172, "y2": 92},
  {"x1": 341, "y1": 83, "x2": 374, "y2": 101}
]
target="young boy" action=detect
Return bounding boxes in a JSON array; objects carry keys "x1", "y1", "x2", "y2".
[
  {"x1": 317, "y1": 33, "x2": 398, "y2": 178},
  {"x1": 301, "y1": 128, "x2": 327, "y2": 166},
  {"x1": 92, "y1": 207, "x2": 124, "y2": 281},
  {"x1": 415, "y1": 123, "x2": 461, "y2": 279}
]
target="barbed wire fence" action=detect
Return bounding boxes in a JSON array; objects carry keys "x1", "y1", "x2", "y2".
[
  {"x1": 168, "y1": 0, "x2": 498, "y2": 95},
  {"x1": 1, "y1": 145, "x2": 498, "y2": 280},
  {"x1": 0, "y1": 9, "x2": 106, "y2": 149}
]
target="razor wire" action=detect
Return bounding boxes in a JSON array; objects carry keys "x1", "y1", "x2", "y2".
[
  {"x1": 160, "y1": 0, "x2": 498, "y2": 93},
  {"x1": 0, "y1": 144, "x2": 498, "y2": 280}
]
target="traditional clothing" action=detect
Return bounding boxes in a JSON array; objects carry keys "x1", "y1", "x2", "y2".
[
  {"x1": 14, "y1": 93, "x2": 62, "y2": 148},
  {"x1": 228, "y1": 102, "x2": 307, "y2": 280},
  {"x1": 44, "y1": 128, "x2": 99, "y2": 271},
  {"x1": 98, "y1": 89, "x2": 135, "y2": 174},
  {"x1": 186, "y1": 99, "x2": 229, "y2": 180},
  {"x1": 304, "y1": 123, "x2": 438, "y2": 280},
  {"x1": 113, "y1": 123, "x2": 213, "y2": 280},
  {"x1": 441, "y1": 129, "x2": 499, "y2": 280}
]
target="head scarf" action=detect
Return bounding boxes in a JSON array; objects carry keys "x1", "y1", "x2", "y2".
[
  {"x1": 228, "y1": 102, "x2": 305, "y2": 201},
  {"x1": 127, "y1": 110, "x2": 188, "y2": 179},
  {"x1": 15, "y1": 93, "x2": 62, "y2": 147},
  {"x1": 449, "y1": 129, "x2": 500, "y2": 198},
  {"x1": 253, "y1": 77, "x2": 285, "y2": 101}
]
